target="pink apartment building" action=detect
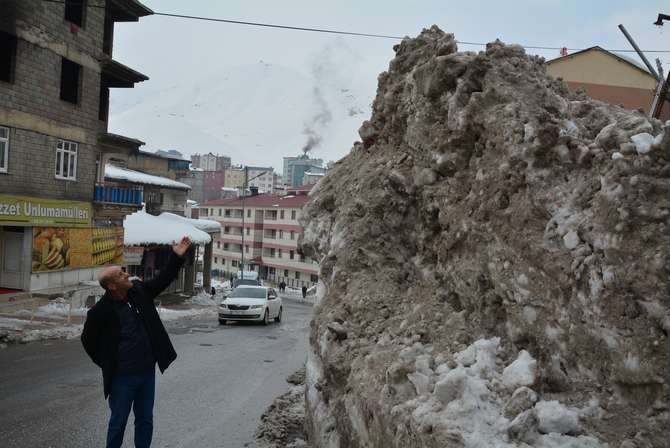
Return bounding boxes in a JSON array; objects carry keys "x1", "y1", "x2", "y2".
[{"x1": 201, "y1": 187, "x2": 319, "y2": 288}]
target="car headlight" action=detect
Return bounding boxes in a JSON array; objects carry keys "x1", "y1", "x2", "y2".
[{"x1": 249, "y1": 304, "x2": 264, "y2": 309}]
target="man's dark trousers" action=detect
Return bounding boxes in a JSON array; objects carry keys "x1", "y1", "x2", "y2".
[{"x1": 107, "y1": 368, "x2": 155, "y2": 448}]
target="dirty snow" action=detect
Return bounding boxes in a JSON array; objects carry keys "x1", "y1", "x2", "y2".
[{"x1": 300, "y1": 26, "x2": 670, "y2": 448}]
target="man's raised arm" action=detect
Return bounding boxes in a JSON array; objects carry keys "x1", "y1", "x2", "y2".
[{"x1": 141, "y1": 236, "x2": 193, "y2": 299}]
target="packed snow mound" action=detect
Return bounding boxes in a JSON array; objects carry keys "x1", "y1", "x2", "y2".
[{"x1": 300, "y1": 26, "x2": 670, "y2": 448}]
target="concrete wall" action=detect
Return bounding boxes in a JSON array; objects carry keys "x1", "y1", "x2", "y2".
[{"x1": 547, "y1": 49, "x2": 657, "y2": 89}]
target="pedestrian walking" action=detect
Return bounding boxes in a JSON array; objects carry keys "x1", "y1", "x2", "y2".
[
  {"x1": 210, "y1": 285, "x2": 216, "y2": 297},
  {"x1": 301, "y1": 285, "x2": 307, "y2": 299},
  {"x1": 81, "y1": 236, "x2": 192, "y2": 448},
  {"x1": 279, "y1": 280, "x2": 286, "y2": 293}
]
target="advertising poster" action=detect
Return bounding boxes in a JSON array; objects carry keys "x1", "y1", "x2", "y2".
[{"x1": 32, "y1": 226, "x2": 124, "y2": 272}]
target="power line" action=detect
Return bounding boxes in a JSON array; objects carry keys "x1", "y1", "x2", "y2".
[{"x1": 40, "y1": 0, "x2": 670, "y2": 53}]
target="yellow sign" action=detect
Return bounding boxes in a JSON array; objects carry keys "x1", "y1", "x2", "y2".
[
  {"x1": 0, "y1": 194, "x2": 91, "y2": 227},
  {"x1": 32, "y1": 226, "x2": 124, "y2": 272}
]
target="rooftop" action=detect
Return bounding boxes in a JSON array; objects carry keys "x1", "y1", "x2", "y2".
[
  {"x1": 105, "y1": 164, "x2": 191, "y2": 190},
  {"x1": 124, "y1": 210, "x2": 211, "y2": 246},
  {"x1": 202, "y1": 192, "x2": 311, "y2": 208}
]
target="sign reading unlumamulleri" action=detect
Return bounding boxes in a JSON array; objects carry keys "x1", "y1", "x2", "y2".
[{"x1": 0, "y1": 194, "x2": 91, "y2": 227}]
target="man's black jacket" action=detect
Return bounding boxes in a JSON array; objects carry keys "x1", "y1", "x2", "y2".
[{"x1": 81, "y1": 252, "x2": 183, "y2": 398}]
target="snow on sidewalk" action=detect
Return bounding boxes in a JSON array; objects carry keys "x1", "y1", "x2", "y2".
[{"x1": 0, "y1": 293, "x2": 218, "y2": 345}]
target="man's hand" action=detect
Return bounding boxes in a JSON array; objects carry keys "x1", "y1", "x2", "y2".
[{"x1": 172, "y1": 236, "x2": 192, "y2": 258}]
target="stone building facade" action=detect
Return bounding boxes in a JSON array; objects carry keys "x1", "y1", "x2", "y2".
[{"x1": 0, "y1": 0, "x2": 152, "y2": 292}]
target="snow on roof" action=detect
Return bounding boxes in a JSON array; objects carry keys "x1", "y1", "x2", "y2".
[
  {"x1": 186, "y1": 199, "x2": 198, "y2": 205},
  {"x1": 158, "y1": 212, "x2": 221, "y2": 233},
  {"x1": 105, "y1": 164, "x2": 191, "y2": 190},
  {"x1": 124, "y1": 209, "x2": 212, "y2": 246}
]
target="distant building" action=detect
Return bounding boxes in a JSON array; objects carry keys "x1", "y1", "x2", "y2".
[
  {"x1": 191, "y1": 152, "x2": 231, "y2": 171},
  {"x1": 546, "y1": 46, "x2": 670, "y2": 120},
  {"x1": 202, "y1": 185, "x2": 318, "y2": 288},
  {"x1": 224, "y1": 166, "x2": 275, "y2": 194},
  {"x1": 283, "y1": 155, "x2": 324, "y2": 187},
  {"x1": 177, "y1": 169, "x2": 205, "y2": 204},
  {"x1": 303, "y1": 170, "x2": 325, "y2": 186},
  {"x1": 203, "y1": 171, "x2": 225, "y2": 202}
]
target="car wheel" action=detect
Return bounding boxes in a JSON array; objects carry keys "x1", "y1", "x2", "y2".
[
  {"x1": 219, "y1": 319, "x2": 227, "y2": 325},
  {"x1": 263, "y1": 309, "x2": 269, "y2": 325},
  {"x1": 274, "y1": 306, "x2": 282, "y2": 323}
]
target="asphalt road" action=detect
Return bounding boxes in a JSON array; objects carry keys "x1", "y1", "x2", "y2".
[{"x1": 0, "y1": 300, "x2": 312, "y2": 448}]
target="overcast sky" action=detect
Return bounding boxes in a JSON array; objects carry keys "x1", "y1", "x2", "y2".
[{"x1": 109, "y1": 0, "x2": 669, "y2": 172}]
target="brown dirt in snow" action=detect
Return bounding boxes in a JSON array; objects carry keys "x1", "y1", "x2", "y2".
[
  {"x1": 255, "y1": 368, "x2": 309, "y2": 448},
  {"x1": 300, "y1": 26, "x2": 670, "y2": 447}
]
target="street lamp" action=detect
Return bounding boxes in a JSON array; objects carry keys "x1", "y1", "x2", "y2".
[{"x1": 240, "y1": 168, "x2": 267, "y2": 280}]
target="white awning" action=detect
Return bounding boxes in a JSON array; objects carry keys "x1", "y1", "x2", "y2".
[{"x1": 124, "y1": 209, "x2": 211, "y2": 246}]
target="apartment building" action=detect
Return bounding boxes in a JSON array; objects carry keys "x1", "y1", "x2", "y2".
[
  {"x1": 224, "y1": 165, "x2": 275, "y2": 194},
  {"x1": 201, "y1": 189, "x2": 318, "y2": 288},
  {"x1": 0, "y1": 0, "x2": 151, "y2": 292},
  {"x1": 283, "y1": 155, "x2": 323, "y2": 188}
]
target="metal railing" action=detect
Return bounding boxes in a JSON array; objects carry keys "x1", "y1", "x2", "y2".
[{"x1": 94, "y1": 184, "x2": 143, "y2": 205}]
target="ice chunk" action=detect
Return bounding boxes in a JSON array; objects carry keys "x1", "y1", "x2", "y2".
[
  {"x1": 504, "y1": 386, "x2": 539, "y2": 418},
  {"x1": 563, "y1": 231, "x2": 580, "y2": 250},
  {"x1": 433, "y1": 365, "x2": 467, "y2": 404},
  {"x1": 611, "y1": 152, "x2": 624, "y2": 160},
  {"x1": 630, "y1": 132, "x2": 654, "y2": 154},
  {"x1": 502, "y1": 350, "x2": 537, "y2": 388},
  {"x1": 535, "y1": 400, "x2": 580, "y2": 435}
]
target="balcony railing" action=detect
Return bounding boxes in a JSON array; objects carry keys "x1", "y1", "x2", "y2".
[{"x1": 94, "y1": 184, "x2": 143, "y2": 205}]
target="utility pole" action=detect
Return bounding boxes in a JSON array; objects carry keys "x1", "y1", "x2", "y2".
[
  {"x1": 239, "y1": 167, "x2": 267, "y2": 281},
  {"x1": 618, "y1": 23, "x2": 668, "y2": 118},
  {"x1": 240, "y1": 166, "x2": 247, "y2": 280}
]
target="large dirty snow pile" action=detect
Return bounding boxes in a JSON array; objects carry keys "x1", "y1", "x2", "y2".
[{"x1": 300, "y1": 26, "x2": 670, "y2": 448}]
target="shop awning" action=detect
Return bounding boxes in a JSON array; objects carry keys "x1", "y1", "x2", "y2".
[{"x1": 124, "y1": 209, "x2": 212, "y2": 246}]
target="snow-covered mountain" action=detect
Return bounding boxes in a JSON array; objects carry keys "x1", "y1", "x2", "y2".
[{"x1": 108, "y1": 59, "x2": 376, "y2": 171}]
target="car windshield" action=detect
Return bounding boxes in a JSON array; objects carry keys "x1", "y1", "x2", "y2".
[{"x1": 228, "y1": 287, "x2": 266, "y2": 299}]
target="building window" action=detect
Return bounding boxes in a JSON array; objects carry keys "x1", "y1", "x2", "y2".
[
  {"x1": 300, "y1": 254, "x2": 305, "y2": 262},
  {"x1": 0, "y1": 126, "x2": 8, "y2": 173},
  {"x1": 55, "y1": 139, "x2": 77, "y2": 180},
  {"x1": 280, "y1": 210, "x2": 285, "y2": 219},
  {"x1": 269, "y1": 248, "x2": 275, "y2": 257},
  {"x1": 269, "y1": 267, "x2": 276, "y2": 275},
  {"x1": 295, "y1": 272, "x2": 300, "y2": 280},
  {"x1": 218, "y1": 209, "x2": 221, "y2": 216},
  {"x1": 60, "y1": 58, "x2": 81, "y2": 104},
  {"x1": 284, "y1": 269, "x2": 289, "y2": 277},
  {"x1": 291, "y1": 210, "x2": 296, "y2": 220},
  {"x1": 232, "y1": 260, "x2": 238, "y2": 267},
  {"x1": 0, "y1": 31, "x2": 17, "y2": 83},
  {"x1": 210, "y1": 208, "x2": 213, "y2": 216},
  {"x1": 278, "y1": 249, "x2": 282, "y2": 258},
  {"x1": 224, "y1": 226, "x2": 230, "y2": 234},
  {"x1": 225, "y1": 209, "x2": 231, "y2": 217},
  {"x1": 246, "y1": 227, "x2": 250, "y2": 235},
  {"x1": 224, "y1": 243, "x2": 229, "y2": 250},
  {"x1": 98, "y1": 86, "x2": 109, "y2": 121},
  {"x1": 65, "y1": 0, "x2": 87, "y2": 27},
  {"x1": 311, "y1": 274, "x2": 319, "y2": 283},
  {"x1": 290, "y1": 250, "x2": 294, "y2": 260},
  {"x1": 290, "y1": 231, "x2": 295, "y2": 240},
  {"x1": 245, "y1": 245, "x2": 249, "y2": 253},
  {"x1": 247, "y1": 209, "x2": 251, "y2": 218},
  {"x1": 279, "y1": 230, "x2": 283, "y2": 239},
  {"x1": 214, "y1": 257, "x2": 218, "y2": 264},
  {"x1": 216, "y1": 241, "x2": 220, "y2": 249}
]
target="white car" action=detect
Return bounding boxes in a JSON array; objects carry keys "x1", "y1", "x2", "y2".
[{"x1": 218, "y1": 286, "x2": 282, "y2": 325}]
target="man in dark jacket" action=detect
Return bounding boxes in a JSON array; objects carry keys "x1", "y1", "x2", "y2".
[{"x1": 82, "y1": 236, "x2": 192, "y2": 448}]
